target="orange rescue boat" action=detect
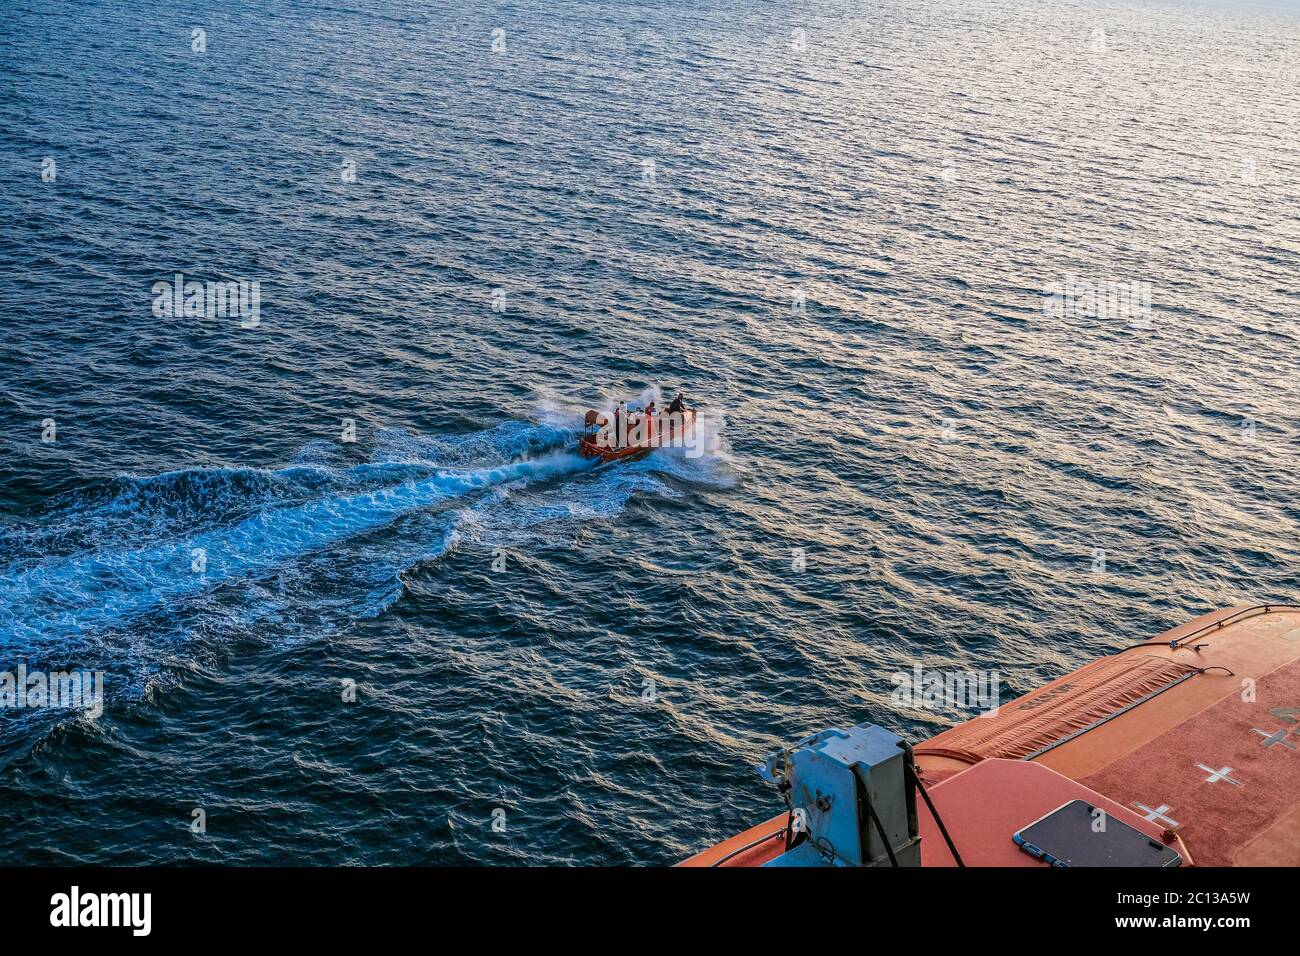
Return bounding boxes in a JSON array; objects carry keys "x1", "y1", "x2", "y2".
[{"x1": 578, "y1": 407, "x2": 696, "y2": 465}]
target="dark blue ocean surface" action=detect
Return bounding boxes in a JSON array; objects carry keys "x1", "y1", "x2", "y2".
[{"x1": 1, "y1": 0, "x2": 1298, "y2": 864}]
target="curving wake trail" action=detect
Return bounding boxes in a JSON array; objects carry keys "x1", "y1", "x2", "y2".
[
  {"x1": 0, "y1": 414, "x2": 732, "y2": 763},
  {"x1": 0, "y1": 452, "x2": 593, "y2": 648}
]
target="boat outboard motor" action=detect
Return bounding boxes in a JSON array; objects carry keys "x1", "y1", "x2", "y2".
[{"x1": 757, "y1": 723, "x2": 921, "y2": 867}]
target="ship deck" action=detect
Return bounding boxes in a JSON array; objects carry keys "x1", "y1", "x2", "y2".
[{"x1": 682, "y1": 604, "x2": 1300, "y2": 867}]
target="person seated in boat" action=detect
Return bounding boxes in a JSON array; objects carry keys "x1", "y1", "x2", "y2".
[{"x1": 668, "y1": 392, "x2": 686, "y2": 415}]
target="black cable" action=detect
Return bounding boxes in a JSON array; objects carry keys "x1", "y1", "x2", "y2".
[
  {"x1": 862, "y1": 789, "x2": 900, "y2": 867},
  {"x1": 1118, "y1": 641, "x2": 1210, "y2": 654},
  {"x1": 707, "y1": 827, "x2": 786, "y2": 867},
  {"x1": 778, "y1": 779, "x2": 797, "y2": 852},
  {"x1": 1118, "y1": 604, "x2": 1300, "y2": 654},
  {"x1": 814, "y1": 836, "x2": 837, "y2": 865},
  {"x1": 906, "y1": 760, "x2": 965, "y2": 867}
]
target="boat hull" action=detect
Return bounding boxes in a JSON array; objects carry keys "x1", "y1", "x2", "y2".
[{"x1": 578, "y1": 410, "x2": 695, "y2": 464}]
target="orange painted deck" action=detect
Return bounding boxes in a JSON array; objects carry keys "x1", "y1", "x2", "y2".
[{"x1": 681, "y1": 604, "x2": 1300, "y2": 867}]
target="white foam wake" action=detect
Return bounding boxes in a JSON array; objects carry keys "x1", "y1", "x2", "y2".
[{"x1": 0, "y1": 453, "x2": 591, "y2": 646}]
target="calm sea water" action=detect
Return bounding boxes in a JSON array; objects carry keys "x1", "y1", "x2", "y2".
[{"x1": 1, "y1": 0, "x2": 1298, "y2": 864}]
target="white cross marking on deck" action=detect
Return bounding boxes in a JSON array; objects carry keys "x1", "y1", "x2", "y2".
[
  {"x1": 1195, "y1": 764, "x2": 1240, "y2": 785},
  {"x1": 1252, "y1": 728, "x2": 1297, "y2": 750},
  {"x1": 1133, "y1": 802, "x2": 1179, "y2": 827}
]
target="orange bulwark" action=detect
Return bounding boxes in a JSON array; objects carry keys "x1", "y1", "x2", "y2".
[{"x1": 681, "y1": 604, "x2": 1300, "y2": 867}]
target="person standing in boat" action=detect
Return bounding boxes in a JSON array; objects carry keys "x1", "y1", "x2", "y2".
[
  {"x1": 665, "y1": 392, "x2": 689, "y2": 445},
  {"x1": 644, "y1": 400, "x2": 656, "y2": 445},
  {"x1": 613, "y1": 401, "x2": 627, "y2": 447}
]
